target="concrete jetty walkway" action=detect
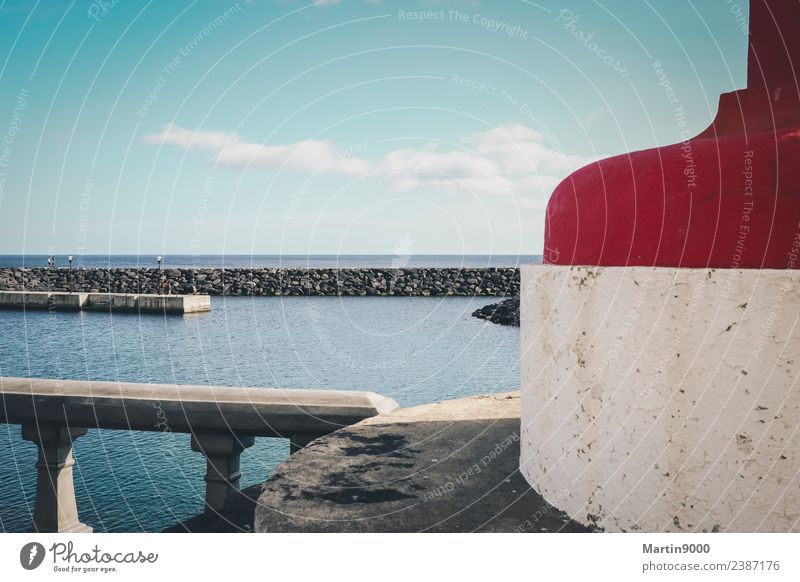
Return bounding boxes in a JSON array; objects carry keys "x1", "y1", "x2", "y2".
[
  {"x1": 246, "y1": 392, "x2": 590, "y2": 533},
  {"x1": 0, "y1": 290, "x2": 210, "y2": 314}
]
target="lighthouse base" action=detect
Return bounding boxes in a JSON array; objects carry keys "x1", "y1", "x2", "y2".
[{"x1": 520, "y1": 265, "x2": 800, "y2": 532}]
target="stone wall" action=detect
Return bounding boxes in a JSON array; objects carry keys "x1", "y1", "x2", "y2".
[{"x1": 0, "y1": 267, "x2": 520, "y2": 297}]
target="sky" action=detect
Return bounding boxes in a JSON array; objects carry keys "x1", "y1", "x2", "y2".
[{"x1": 0, "y1": 0, "x2": 749, "y2": 256}]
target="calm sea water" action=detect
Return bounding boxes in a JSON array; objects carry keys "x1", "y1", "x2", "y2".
[
  {"x1": 0, "y1": 293, "x2": 520, "y2": 532},
  {"x1": 0, "y1": 254, "x2": 541, "y2": 269}
]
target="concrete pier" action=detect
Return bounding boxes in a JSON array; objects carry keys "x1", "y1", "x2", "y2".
[
  {"x1": 0, "y1": 291, "x2": 210, "y2": 314},
  {"x1": 254, "y1": 393, "x2": 591, "y2": 533}
]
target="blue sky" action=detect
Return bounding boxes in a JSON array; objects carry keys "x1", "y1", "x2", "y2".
[{"x1": 0, "y1": 0, "x2": 748, "y2": 256}]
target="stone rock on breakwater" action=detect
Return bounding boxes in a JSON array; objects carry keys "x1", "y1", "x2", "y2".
[
  {"x1": 0, "y1": 267, "x2": 519, "y2": 297},
  {"x1": 471, "y1": 297, "x2": 520, "y2": 327}
]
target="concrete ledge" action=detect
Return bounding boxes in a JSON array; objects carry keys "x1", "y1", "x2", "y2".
[
  {"x1": 520, "y1": 265, "x2": 800, "y2": 532},
  {"x1": 0, "y1": 291, "x2": 88, "y2": 310},
  {"x1": 0, "y1": 377, "x2": 399, "y2": 437},
  {"x1": 0, "y1": 291, "x2": 210, "y2": 314},
  {"x1": 254, "y1": 393, "x2": 591, "y2": 533}
]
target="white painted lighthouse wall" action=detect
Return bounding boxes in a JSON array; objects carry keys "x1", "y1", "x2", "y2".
[{"x1": 520, "y1": 265, "x2": 800, "y2": 532}]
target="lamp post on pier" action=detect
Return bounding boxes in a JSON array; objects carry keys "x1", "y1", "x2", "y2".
[
  {"x1": 156, "y1": 256, "x2": 163, "y2": 295},
  {"x1": 67, "y1": 256, "x2": 73, "y2": 294}
]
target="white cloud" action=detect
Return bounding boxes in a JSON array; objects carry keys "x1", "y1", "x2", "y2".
[
  {"x1": 382, "y1": 145, "x2": 499, "y2": 180},
  {"x1": 461, "y1": 124, "x2": 583, "y2": 175},
  {"x1": 142, "y1": 123, "x2": 232, "y2": 151},
  {"x1": 142, "y1": 124, "x2": 371, "y2": 176},
  {"x1": 377, "y1": 123, "x2": 595, "y2": 205},
  {"x1": 143, "y1": 122, "x2": 595, "y2": 207}
]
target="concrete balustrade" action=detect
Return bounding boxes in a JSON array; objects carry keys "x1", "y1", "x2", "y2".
[
  {"x1": 0, "y1": 377, "x2": 399, "y2": 532},
  {"x1": 191, "y1": 433, "x2": 256, "y2": 511},
  {"x1": 21, "y1": 425, "x2": 92, "y2": 533}
]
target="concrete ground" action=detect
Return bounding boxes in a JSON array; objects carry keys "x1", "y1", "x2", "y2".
[{"x1": 253, "y1": 392, "x2": 591, "y2": 533}]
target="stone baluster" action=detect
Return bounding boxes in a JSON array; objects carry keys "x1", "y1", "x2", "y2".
[
  {"x1": 191, "y1": 433, "x2": 255, "y2": 511},
  {"x1": 21, "y1": 424, "x2": 92, "y2": 533}
]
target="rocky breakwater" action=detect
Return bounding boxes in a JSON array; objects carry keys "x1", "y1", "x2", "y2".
[
  {"x1": 471, "y1": 297, "x2": 520, "y2": 327},
  {"x1": 0, "y1": 267, "x2": 520, "y2": 297}
]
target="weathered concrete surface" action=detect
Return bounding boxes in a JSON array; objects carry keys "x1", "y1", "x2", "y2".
[
  {"x1": 521, "y1": 265, "x2": 800, "y2": 532},
  {"x1": 21, "y1": 425, "x2": 92, "y2": 533},
  {"x1": 0, "y1": 291, "x2": 210, "y2": 314},
  {"x1": 0, "y1": 376, "x2": 398, "y2": 437},
  {"x1": 255, "y1": 393, "x2": 591, "y2": 533},
  {"x1": 0, "y1": 291, "x2": 87, "y2": 310}
]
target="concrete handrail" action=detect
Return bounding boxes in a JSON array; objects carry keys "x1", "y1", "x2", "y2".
[
  {"x1": 0, "y1": 376, "x2": 399, "y2": 532},
  {"x1": 0, "y1": 376, "x2": 398, "y2": 436}
]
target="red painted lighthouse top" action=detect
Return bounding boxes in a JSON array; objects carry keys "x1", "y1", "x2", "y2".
[
  {"x1": 544, "y1": 0, "x2": 800, "y2": 268},
  {"x1": 748, "y1": 0, "x2": 800, "y2": 95},
  {"x1": 699, "y1": 0, "x2": 800, "y2": 137}
]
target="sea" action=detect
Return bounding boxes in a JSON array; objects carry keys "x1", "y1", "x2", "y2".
[
  {"x1": 0, "y1": 255, "x2": 539, "y2": 532},
  {"x1": 0, "y1": 254, "x2": 539, "y2": 269}
]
